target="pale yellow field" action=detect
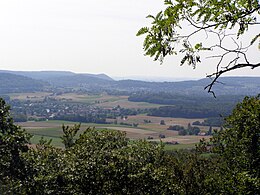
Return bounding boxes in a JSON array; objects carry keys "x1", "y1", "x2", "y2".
[
  {"x1": 54, "y1": 93, "x2": 123, "y2": 104},
  {"x1": 152, "y1": 135, "x2": 211, "y2": 144},
  {"x1": 49, "y1": 92, "x2": 163, "y2": 108},
  {"x1": 10, "y1": 92, "x2": 163, "y2": 109},
  {"x1": 9, "y1": 92, "x2": 52, "y2": 101},
  {"x1": 101, "y1": 126, "x2": 158, "y2": 139},
  {"x1": 124, "y1": 115, "x2": 204, "y2": 126},
  {"x1": 98, "y1": 99, "x2": 163, "y2": 109}
]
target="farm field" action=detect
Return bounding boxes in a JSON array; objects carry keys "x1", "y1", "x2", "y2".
[
  {"x1": 18, "y1": 116, "x2": 211, "y2": 150},
  {"x1": 9, "y1": 92, "x2": 52, "y2": 101},
  {"x1": 113, "y1": 115, "x2": 211, "y2": 132},
  {"x1": 11, "y1": 92, "x2": 213, "y2": 150},
  {"x1": 97, "y1": 98, "x2": 163, "y2": 109},
  {"x1": 9, "y1": 92, "x2": 163, "y2": 109}
]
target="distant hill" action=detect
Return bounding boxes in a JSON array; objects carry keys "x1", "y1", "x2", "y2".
[
  {"x1": 195, "y1": 77, "x2": 260, "y2": 95},
  {"x1": 0, "y1": 70, "x2": 75, "y2": 80},
  {"x1": 112, "y1": 77, "x2": 260, "y2": 96},
  {"x1": 79, "y1": 73, "x2": 114, "y2": 81},
  {"x1": 0, "y1": 73, "x2": 48, "y2": 94},
  {"x1": 0, "y1": 70, "x2": 259, "y2": 96},
  {"x1": 0, "y1": 70, "x2": 114, "y2": 81},
  {"x1": 47, "y1": 74, "x2": 115, "y2": 88}
]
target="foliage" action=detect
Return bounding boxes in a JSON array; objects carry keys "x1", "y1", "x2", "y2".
[
  {"x1": 19, "y1": 128, "x2": 183, "y2": 194},
  {"x1": 193, "y1": 117, "x2": 224, "y2": 127},
  {"x1": 61, "y1": 123, "x2": 80, "y2": 148},
  {"x1": 168, "y1": 124, "x2": 185, "y2": 131},
  {"x1": 160, "y1": 119, "x2": 166, "y2": 125},
  {"x1": 63, "y1": 129, "x2": 179, "y2": 194},
  {"x1": 137, "y1": 0, "x2": 260, "y2": 95},
  {"x1": 208, "y1": 96, "x2": 260, "y2": 193},
  {"x1": 22, "y1": 139, "x2": 65, "y2": 194},
  {"x1": 212, "y1": 96, "x2": 260, "y2": 174},
  {"x1": 168, "y1": 124, "x2": 201, "y2": 135},
  {"x1": 0, "y1": 98, "x2": 31, "y2": 193}
]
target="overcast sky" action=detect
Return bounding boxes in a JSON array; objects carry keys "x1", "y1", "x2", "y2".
[{"x1": 0, "y1": 0, "x2": 259, "y2": 80}]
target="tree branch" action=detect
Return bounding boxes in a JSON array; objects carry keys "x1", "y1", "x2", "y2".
[{"x1": 205, "y1": 62, "x2": 260, "y2": 97}]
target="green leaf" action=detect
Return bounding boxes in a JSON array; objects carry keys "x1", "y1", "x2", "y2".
[
  {"x1": 195, "y1": 43, "x2": 202, "y2": 50},
  {"x1": 136, "y1": 27, "x2": 149, "y2": 36}
]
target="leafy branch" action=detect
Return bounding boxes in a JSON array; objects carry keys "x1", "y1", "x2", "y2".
[{"x1": 137, "y1": 0, "x2": 260, "y2": 95}]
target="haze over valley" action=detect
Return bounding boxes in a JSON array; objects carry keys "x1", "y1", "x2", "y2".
[{"x1": 0, "y1": 69, "x2": 259, "y2": 148}]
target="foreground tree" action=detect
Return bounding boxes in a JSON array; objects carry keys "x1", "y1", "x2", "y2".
[
  {"x1": 22, "y1": 128, "x2": 183, "y2": 194},
  {"x1": 137, "y1": 0, "x2": 260, "y2": 95},
  {"x1": 209, "y1": 95, "x2": 260, "y2": 193},
  {"x1": 0, "y1": 99, "x2": 31, "y2": 193}
]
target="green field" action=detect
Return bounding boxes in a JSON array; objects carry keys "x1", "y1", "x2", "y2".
[
  {"x1": 19, "y1": 118, "x2": 211, "y2": 149},
  {"x1": 164, "y1": 143, "x2": 196, "y2": 151}
]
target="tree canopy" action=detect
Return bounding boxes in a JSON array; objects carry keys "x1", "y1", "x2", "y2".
[
  {"x1": 209, "y1": 95, "x2": 260, "y2": 193},
  {"x1": 137, "y1": 0, "x2": 260, "y2": 95}
]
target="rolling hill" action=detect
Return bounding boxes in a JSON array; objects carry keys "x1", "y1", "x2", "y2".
[
  {"x1": 0, "y1": 70, "x2": 259, "y2": 96},
  {"x1": 0, "y1": 73, "x2": 48, "y2": 94}
]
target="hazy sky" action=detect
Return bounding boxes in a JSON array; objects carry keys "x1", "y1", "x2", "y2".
[{"x1": 0, "y1": 0, "x2": 259, "y2": 79}]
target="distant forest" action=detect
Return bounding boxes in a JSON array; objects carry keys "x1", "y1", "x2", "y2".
[{"x1": 128, "y1": 92, "x2": 244, "y2": 119}]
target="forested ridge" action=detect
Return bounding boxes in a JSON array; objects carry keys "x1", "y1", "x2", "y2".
[
  {"x1": 0, "y1": 73, "x2": 47, "y2": 94},
  {"x1": 129, "y1": 92, "x2": 243, "y2": 118},
  {"x1": 1, "y1": 71, "x2": 260, "y2": 96}
]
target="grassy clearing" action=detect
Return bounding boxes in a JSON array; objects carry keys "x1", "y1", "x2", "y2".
[
  {"x1": 26, "y1": 127, "x2": 63, "y2": 137},
  {"x1": 26, "y1": 123, "x2": 111, "y2": 147},
  {"x1": 164, "y1": 143, "x2": 196, "y2": 151},
  {"x1": 30, "y1": 134, "x2": 64, "y2": 148}
]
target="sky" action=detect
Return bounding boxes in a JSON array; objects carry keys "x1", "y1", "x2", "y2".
[{"x1": 0, "y1": 0, "x2": 259, "y2": 80}]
